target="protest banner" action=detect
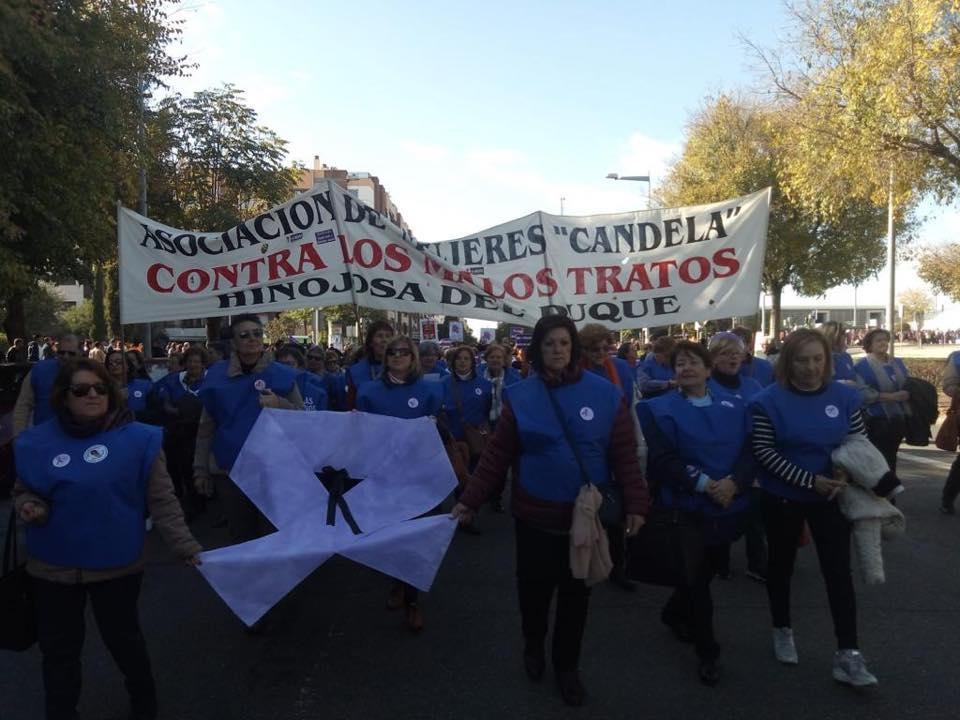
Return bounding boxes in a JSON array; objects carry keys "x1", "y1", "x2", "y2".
[
  {"x1": 479, "y1": 328, "x2": 495, "y2": 344},
  {"x1": 448, "y1": 321, "x2": 464, "y2": 342},
  {"x1": 419, "y1": 318, "x2": 437, "y2": 341},
  {"x1": 118, "y1": 181, "x2": 770, "y2": 329}
]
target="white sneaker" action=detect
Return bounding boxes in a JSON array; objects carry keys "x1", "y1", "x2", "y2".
[
  {"x1": 833, "y1": 649, "x2": 878, "y2": 687},
  {"x1": 773, "y1": 627, "x2": 798, "y2": 664}
]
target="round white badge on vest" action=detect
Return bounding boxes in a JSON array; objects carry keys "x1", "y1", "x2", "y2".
[
  {"x1": 580, "y1": 407, "x2": 594, "y2": 421},
  {"x1": 133, "y1": 390, "x2": 143, "y2": 398},
  {"x1": 52, "y1": 453, "x2": 71, "y2": 468},
  {"x1": 83, "y1": 445, "x2": 109, "y2": 463},
  {"x1": 474, "y1": 387, "x2": 482, "y2": 396},
  {"x1": 408, "y1": 398, "x2": 420, "y2": 408},
  {"x1": 254, "y1": 379, "x2": 266, "y2": 391},
  {"x1": 825, "y1": 404, "x2": 840, "y2": 418},
  {"x1": 721, "y1": 400, "x2": 735, "y2": 408}
]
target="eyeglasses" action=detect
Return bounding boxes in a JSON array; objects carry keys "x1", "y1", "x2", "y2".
[
  {"x1": 386, "y1": 348, "x2": 412, "y2": 357},
  {"x1": 57, "y1": 350, "x2": 79, "y2": 357},
  {"x1": 69, "y1": 382, "x2": 109, "y2": 397},
  {"x1": 236, "y1": 329, "x2": 264, "y2": 340}
]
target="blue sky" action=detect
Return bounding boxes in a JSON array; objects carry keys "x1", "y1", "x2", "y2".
[{"x1": 169, "y1": 0, "x2": 959, "y2": 318}]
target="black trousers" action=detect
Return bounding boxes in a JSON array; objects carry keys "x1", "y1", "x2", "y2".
[
  {"x1": 164, "y1": 424, "x2": 202, "y2": 515},
  {"x1": 515, "y1": 521, "x2": 591, "y2": 672},
  {"x1": 34, "y1": 573, "x2": 156, "y2": 720},
  {"x1": 866, "y1": 414, "x2": 906, "y2": 475},
  {"x1": 663, "y1": 544, "x2": 727, "y2": 661},
  {"x1": 744, "y1": 486, "x2": 768, "y2": 573},
  {"x1": 942, "y1": 454, "x2": 960, "y2": 508},
  {"x1": 761, "y1": 493, "x2": 858, "y2": 649},
  {"x1": 606, "y1": 523, "x2": 626, "y2": 576}
]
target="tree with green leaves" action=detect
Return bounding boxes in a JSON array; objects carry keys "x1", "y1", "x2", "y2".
[
  {"x1": 917, "y1": 243, "x2": 960, "y2": 302},
  {"x1": 658, "y1": 95, "x2": 892, "y2": 336},
  {"x1": 0, "y1": 0, "x2": 186, "y2": 344}
]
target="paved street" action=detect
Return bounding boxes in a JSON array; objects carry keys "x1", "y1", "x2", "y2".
[{"x1": 2, "y1": 446, "x2": 959, "y2": 720}]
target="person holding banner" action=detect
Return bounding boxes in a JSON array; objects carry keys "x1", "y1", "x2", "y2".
[
  {"x1": 13, "y1": 358, "x2": 201, "y2": 720},
  {"x1": 749, "y1": 329, "x2": 878, "y2": 687},
  {"x1": 451, "y1": 315, "x2": 648, "y2": 708},
  {"x1": 637, "y1": 341, "x2": 753, "y2": 686},
  {"x1": 276, "y1": 345, "x2": 329, "y2": 412},
  {"x1": 193, "y1": 315, "x2": 304, "y2": 544},
  {"x1": 12, "y1": 334, "x2": 81, "y2": 435},
  {"x1": 345, "y1": 321, "x2": 394, "y2": 409},
  {"x1": 579, "y1": 323, "x2": 638, "y2": 591},
  {"x1": 357, "y1": 335, "x2": 444, "y2": 632}
]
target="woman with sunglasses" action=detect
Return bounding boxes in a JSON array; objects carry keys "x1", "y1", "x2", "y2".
[
  {"x1": 12, "y1": 334, "x2": 81, "y2": 435},
  {"x1": 305, "y1": 345, "x2": 345, "y2": 411},
  {"x1": 345, "y1": 320, "x2": 394, "y2": 409},
  {"x1": 104, "y1": 348, "x2": 154, "y2": 419},
  {"x1": 13, "y1": 358, "x2": 201, "y2": 720},
  {"x1": 357, "y1": 336, "x2": 444, "y2": 632},
  {"x1": 276, "y1": 344, "x2": 329, "y2": 412}
]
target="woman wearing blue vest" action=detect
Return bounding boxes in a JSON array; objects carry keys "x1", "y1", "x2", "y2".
[
  {"x1": 13, "y1": 358, "x2": 201, "y2": 720},
  {"x1": 357, "y1": 335, "x2": 444, "y2": 632},
  {"x1": 441, "y1": 346, "x2": 492, "y2": 470},
  {"x1": 733, "y1": 326, "x2": 775, "y2": 386},
  {"x1": 749, "y1": 329, "x2": 878, "y2": 687},
  {"x1": 639, "y1": 341, "x2": 753, "y2": 686},
  {"x1": 480, "y1": 342, "x2": 522, "y2": 513},
  {"x1": 276, "y1": 345, "x2": 329, "y2": 412},
  {"x1": 305, "y1": 345, "x2": 345, "y2": 410},
  {"x1": 345, "y1": 320, "x2": 394, "y2": 409},
  {"x1": 103, "y1": 348, "x2": 154, "y2": 420},
  {"x1": 637, "y1": 335, "x2": 677, "y2": 398},
  {"x1": 579, "y1": 323, "x2": 638, "y2": 591},
  {"x1": 193, "y1": 314, "x2": 303, "y2": 544},
  {"x1": 940, "y1": 351, "x2": 960, "y2": 514},
  {"x1": 821, "y1": 322, "x2": 857, "y2": 383},
  {"x1": 452, "y1": 315, "x2": 649, "y2": 707},
  {"x1": 854, "y1": 328, "x2": 912, "y2": 477},
  {"x1": 419, "y1": 340, "x2": 451, "y2": 382}
]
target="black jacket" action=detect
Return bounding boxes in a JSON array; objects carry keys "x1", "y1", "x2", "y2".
[{"x1": 903, "y1": 377, "x2": 939, "y2": 446}]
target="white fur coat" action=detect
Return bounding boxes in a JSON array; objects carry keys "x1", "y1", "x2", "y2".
[{"x1": 831, "y1": 435, "x2": 905, "y2": 585}]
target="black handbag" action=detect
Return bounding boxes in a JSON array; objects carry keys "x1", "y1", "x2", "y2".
[
  {"x1": 0, "y1": 507, "x2": 37, "y2": 651},
  {"x1": 545, "y1": 385, "x2": 624, "y2": 528},
  {"x1": 625, "y1": 505, "x2": 704, "y2": 588}
]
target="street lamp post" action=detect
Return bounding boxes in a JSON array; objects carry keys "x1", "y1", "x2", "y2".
[{"x1": 606, "y1": 172, "x2": 652, "y2": 208}]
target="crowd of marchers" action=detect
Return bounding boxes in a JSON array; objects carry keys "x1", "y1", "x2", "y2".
[{"x1": 5, "y1": 316, "x2": 960, "y2": 717}]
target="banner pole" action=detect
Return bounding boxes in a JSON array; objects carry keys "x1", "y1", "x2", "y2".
[{"x1": 116, "y1": 201, "x2": 126, "y2": 354}]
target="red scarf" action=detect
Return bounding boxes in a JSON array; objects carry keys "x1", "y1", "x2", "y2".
[{"x1": 580, "y1": 357, "x2": 621, "y2": 389}]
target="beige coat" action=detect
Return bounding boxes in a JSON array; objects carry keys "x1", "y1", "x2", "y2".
[
  {"x1": 12, "y1": 449, "x2": 202, "y2": 584},
  {"x1": 569, "y1": 484, "x2": 612, "y2": 587}
]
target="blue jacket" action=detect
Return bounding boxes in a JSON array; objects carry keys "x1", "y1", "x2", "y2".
[
  {"x1": 15, "y1": 420, "x2": 162, "y2": 569},
  {"x1": 347, "y1": 358, "x2": 383, "y2": 394},
  {"x1": 442, "y1": 374, "x2": 492, "y2": 440},
  {"x1": 29, "y1": 358, "x2": 61, "y2": 426},
  {"x1": 749, "y1": 381, "x2": 862, "y2": 502},
  {"x1": 638, "y1": 390, "x2": 752, "y2": 521},
  {"x1": 507, "y1": 374, "x2": 621, "y2": 502},
  {"x1": 739, "y1": 356, "x2": 775, "y2": 386},
  {"x1": 126, "y1": 378, "x2": 154, "y2": 414},
  {"x1": 357, "y1": 377, "x2": 444, "y2": 419},
  {"x1": 198, "y1": 359, "x2": 299, "y2": 471}
]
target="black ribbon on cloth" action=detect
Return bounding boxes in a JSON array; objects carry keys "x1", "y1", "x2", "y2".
[{"x1": 315, "y1": 466, "x2": 363, "y2": 535}]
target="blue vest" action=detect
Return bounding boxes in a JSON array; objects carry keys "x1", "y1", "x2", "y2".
[
  {"x1": 750, "y1": 382, "x2": 861, "y2": 502},
  {"x1": 740, "y1": 356, "x2": 775, "y2": 386},
  {"x1": 198, "y1": 359, "x2": 299, "y2": 470},
  {"x1": 832, "y1": 352, "x2": 856, "y2": 382},
  {"x1": 155, "y1": 371, "x2": 204, "y2": 404},
  {"x1": 707, "y1": 375, "x2": 764, "y2": 402},
  {"x1": 347, "y1": 358, "x2": 383, "y2": 394},
  {"x1": 586, "y1": 358, "x2": 635, "y2": 403},
  {"x1": 357, "y1": 378, "x2": 444, "y2": 419},
  {"x1": 643, "y1": 391, "x2": 750, "y2": 518},
  {"x1": 296, "y1": 371, "x2": 329, "y2": 411},
  {"x1": 29, "y1": 358, "x2": 61, "y2": 426},
  {"x1": 422, "y1": 366, "x2": 451, "y2": 383},
  {"x1": 854, "y1": 356, "x2": 909, "y2": 417},
  {"x1": 507, "y1": 374, "x2": 621, "y2": 503},
  {"x1": 442, "y1": 374, "x2": 493, "y2": 439},
  {"x1": 126, "y1": 378, "x2": 153, "y2": 414},
  {"x1": 639, "y1": 355, "x2": 675, "y2": 382},
  {"x1": 14, "y1": 420, "x2": 162, "y2": 569}
]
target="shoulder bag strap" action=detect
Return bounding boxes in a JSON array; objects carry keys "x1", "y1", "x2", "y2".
[{"x1": 544, "y1": 382, "x2": 593, "y2": 488}]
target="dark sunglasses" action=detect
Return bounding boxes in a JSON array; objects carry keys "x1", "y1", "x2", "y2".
[
  {"x1": 69, "y1": 382, "x2": 109, "y2": 397},
  {"x1": 386, "y1": 348, "x2": 412, "y2": 357},
  {"x1": 236, "y1": 329, "x2": 264, "y2": 340},
  {"x1": 57, "y1": 350, "x2": 79, "y2": 357}
]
